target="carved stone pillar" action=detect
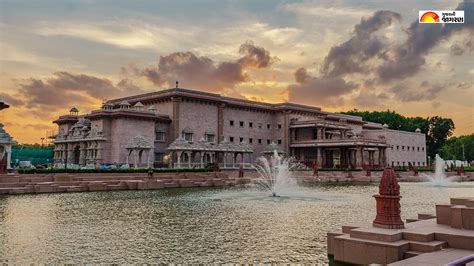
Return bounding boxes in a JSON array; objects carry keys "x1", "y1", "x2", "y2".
[
  {"x1": 356, "y1": 146, "x2": 364, "y2": 169},
  {"x1": 316, "y1": 148, "x2": 322, "y2": 168}
]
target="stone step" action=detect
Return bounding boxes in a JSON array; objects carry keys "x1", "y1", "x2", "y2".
[
  {"x1": 349, "y1": 228, "x2": 403, "y2": 242},
  {"x1": 403, "y1": 250, "x2": 422, "y2": 259},
  {"x1": 163, "y1": 183, "x2": 179, "y2": 188},
  {"x1": 408, "y1": 240, "x2": 447, "y2": 253},
  {"x1": 342, "y1": 224, "x2": 363, "y2": 234},
  {"x1": 402, "y1": 232, "x2": 435, "y2": 242},
  {"x1": 418, "y1": 213, "x2": 436, "y2": 220}
]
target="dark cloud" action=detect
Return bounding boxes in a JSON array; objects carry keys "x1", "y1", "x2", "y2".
[
  {"x1": 133, "y1": 41, "x2": 275, "y2": 91},
  {"x1": 16, "y1": 72, "x2": 146, "y2": 111},
  {"x1": 353, "y1": 91, "x2": 389, "y2": 107},
  {"x1": 287, "y1": 11, "x2": 400, "y2": 107},
  {"x1": 390, "y1": 80, "x2": 445, "y2": 102},
  {"x1": 288, "y1": 67, "x2": 358, "y2": 105},
  {"x1": 321, "y1": 10, "x2": 401, "y2": 77},
  {"x1": 238, "y1": 41, "x2": 278, "y2": 68},
  {"x1": 0, "y1": 92, "x2": 24, "y2": 106},
  {"x1": 450, "y1": 38, "x2": 474, "y2": 56},
  {"x1": 377, "y1": 0, "x2": 474, "y2": 81}
]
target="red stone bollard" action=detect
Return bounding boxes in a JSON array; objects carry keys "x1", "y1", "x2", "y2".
[{"x1": 373, "y1": 167, "x2": 405, "y2": 229}]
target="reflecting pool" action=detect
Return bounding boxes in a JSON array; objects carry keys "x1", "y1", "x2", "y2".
[{"x1": 1, "y1": 183, "x2": 473, "y2": 263}]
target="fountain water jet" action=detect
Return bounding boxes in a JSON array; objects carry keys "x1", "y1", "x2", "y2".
[
  {"x1": 426, "y1": 154, "x2": 456, "y2": 186},
  {"x1": 252, "y1": 150, "x2": 301, "y2": 197}
]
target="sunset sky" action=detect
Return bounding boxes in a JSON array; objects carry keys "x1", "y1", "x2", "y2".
[{"x1": 1, "y1": 0, "x2": 473, "y2": 144}]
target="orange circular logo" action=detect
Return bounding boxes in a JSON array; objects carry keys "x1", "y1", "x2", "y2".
[{"x1": 420, "y1": 11, "x2": 440, "y2": 22}]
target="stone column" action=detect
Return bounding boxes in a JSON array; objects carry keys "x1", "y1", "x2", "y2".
[
  {"x1": 176, "y1": 151, "x2": 182, "y2": 168},
  {"x1": 200, "y1": 152, "x2": 204, "y2": 168},
  {"x1": 378, "y1": 148, "x2": 383, "y2": 167},
  {"x1": 135, "y1": 150, "x2": 140, "y2": 168},
  {"x1": 356, "y1": 146, "x2": 364, "y2": 169},
  {"x1": 341, "y1": 148, "x2": 346, "y2": 168},
  {"x1": 316, "y1": 148, "x2": 322, "y2": 168},
  {"x1": 232, "y1": 153, "x2": 236, "y2": 168},
  {"x1": 147, "y1": 150, "x2": 151, "y2": 168},
  {"x1": 187, "y1": 151, "x2": 192, "y2": 168},
  {"x1": 6, "y1": 146, "x2": 12, "y2": 170}
]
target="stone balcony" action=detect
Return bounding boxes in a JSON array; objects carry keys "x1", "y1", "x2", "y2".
[{"x1": 290, "y1": 138, "x2": 388, "y2": 148}]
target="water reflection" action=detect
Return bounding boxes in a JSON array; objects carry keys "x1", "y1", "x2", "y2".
[{"x1": 0, "y1": 183, "x2": 473, "y2": 263}]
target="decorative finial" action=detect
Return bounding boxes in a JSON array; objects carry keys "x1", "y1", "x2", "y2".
[{"x1": 176, "y1": 80, "x2": 179, "y2": 88}]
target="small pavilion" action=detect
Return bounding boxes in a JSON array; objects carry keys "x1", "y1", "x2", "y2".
[
  {"x1": 125, "y1": 135, "x2": 153, "y2": 168},
  {"x1": 167, "y1": 137, "x2": 254, "y2": 169}
]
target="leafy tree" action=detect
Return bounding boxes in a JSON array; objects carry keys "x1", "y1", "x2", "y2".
[{"x1": 439, "y1": 134, "x2": 474, "y2": 162}]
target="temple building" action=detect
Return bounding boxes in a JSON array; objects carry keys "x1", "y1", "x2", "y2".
[
  {"x1": 0, "y1": 101, "x2": 16, "y2": 173},
  {"x1": 52, "y1": 88, "x2": 426, "y2": 169}
]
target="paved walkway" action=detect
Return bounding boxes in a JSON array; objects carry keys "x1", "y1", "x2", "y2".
[{"x1": 389, "y1": 248, "x2": 474, "y2": 265}]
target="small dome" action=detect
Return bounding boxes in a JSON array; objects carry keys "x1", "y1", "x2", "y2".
[
  {"x1": 205, "y1": 128, "x2": 215, "y2": 135},
  {"x1": 69, "y1": 107, "x2": 79, "y2": 113},
  {"x1": 382, "y1": 124, "x2": 389, "y2": 128},
  {"x1": 134, "y1": 102, "x2": 144, "y2": 107},
  {"x1": 182, "y1": 127, "x2": 193, "y2": 134},
  {"x1": 415, "y1": 128, "x2": 421, "y2": 133},
  {"x1": 120, "y1": 100, "x2": 131, "y2": 106}
]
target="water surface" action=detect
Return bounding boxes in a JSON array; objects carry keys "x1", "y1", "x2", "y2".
[{"x1": 1, "y1": 183, "x2": 473, "y2": 263}]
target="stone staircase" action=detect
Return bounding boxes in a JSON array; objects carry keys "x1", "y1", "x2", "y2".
[
  {"x1": 0, "y1": 172, "x2": 247, "y2": 195},
  {"x1": 327, "y1": 197, "x2": 474, "y2": 265}
]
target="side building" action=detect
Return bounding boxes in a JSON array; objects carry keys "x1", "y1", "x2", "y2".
[{"x1": 52, "y1": 88, "x2": 427, "y2": 169}]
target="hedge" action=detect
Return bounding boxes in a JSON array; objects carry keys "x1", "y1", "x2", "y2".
[{"x1": 17, "y1": 168, "x2": 212, "y2": 174}]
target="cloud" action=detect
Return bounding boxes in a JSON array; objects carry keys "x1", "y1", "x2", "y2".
[
  {"x1": 320, "y1": 10, "x2": 400, "y2": 78},
  {"x1": 35, "y1": 21, "x2": 186, "y2": 50},
  {"x1": 353, "y1": 91, "x2": 389, "y2": 107},
  {"x1": 0, "y1": 92, "x2": 24, "y2": 106},
  {"x1": 377, "y1": 0, "x2": 474, "y2": 81},
  {"x1": 390, "y1": 80, "x2": 445, "y2": 102},
  {"x1": 131, "y1": 41, "x2": 276, "y2": 92},
  {"x1": 287, "y1": 67, "x2": 358, "y2": 106},
  {"x1": 15, "y1": 72, "x2": 146, "y2": 112},
  {"x1": 450, "y1": 37, "x2": 474, "y2": 56},
  {"x1": 238, "y1": 41, "x2": 278, "y2": 68}
]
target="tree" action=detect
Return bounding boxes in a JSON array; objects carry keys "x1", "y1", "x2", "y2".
[
  {"x1": 439, "y1": 134, "x2": 474, "y2": 161},
  {"x1": 427, "y1": 116, "x2": 455, "y2": 158}
]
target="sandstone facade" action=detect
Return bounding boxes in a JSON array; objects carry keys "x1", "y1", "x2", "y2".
[{"x1": 52, "y1": 88, "x2": 426, "y2": 169}]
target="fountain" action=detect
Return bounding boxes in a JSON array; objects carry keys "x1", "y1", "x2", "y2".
[
  {"x1": 252, "y1": 150, "x2": 301, "y2": 197},
  {"x1": 426, "y1": 154, "x2": 456, "y2": 186}
]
